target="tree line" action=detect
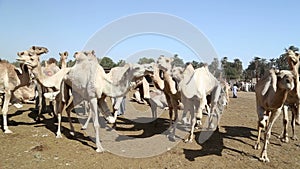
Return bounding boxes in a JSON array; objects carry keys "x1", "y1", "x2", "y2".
[{"x1": 4, "y1": 46, "x2": 296, "y2": 82}]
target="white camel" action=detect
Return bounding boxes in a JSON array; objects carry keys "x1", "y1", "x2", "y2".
[
  {"x1": 177, "y1": 64, "x2": 223, "y2": 143},
  {"x1": 254, "y1": 69, "x2": 295, "y2": 162},
  {"x1": 57, "y1": 51, "x2": 153, "y2": 152}
]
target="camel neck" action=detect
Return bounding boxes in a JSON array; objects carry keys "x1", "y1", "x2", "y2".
[
  {"x1": 61, "y1": 60, "x2": 66, "y2": 69},
  {"x1": 268, "y1": 88, "x2": 289, "y2": 109},
  {"x1": 32, "y1": 64, "x2": 47, "y2": 86}
]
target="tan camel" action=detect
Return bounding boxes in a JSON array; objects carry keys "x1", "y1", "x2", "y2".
[
  {"x1": 0, "y1": 60, "x2": 31, "y2": 133},
  {"x1": 12, "y1": 82, "x2": 35, "y2": 104},
  {"x1": 17, "y1": 46, "x2": 71, "y2": 121},
  {"x1": 17, "y1": 47, "x2": 70, "y2": 90},
  {"x1": 59, "y1": 51, "x2": 68, "y2": 69},
  {"x1": 279, "y1": 48, "x2": 300, "y2": 143},
  {"x1": 57, "y1": 51, "x2": 153, "y2": 152},
  {"x1": 254, "y1": 69, "x2": 295, "y2": 162}
]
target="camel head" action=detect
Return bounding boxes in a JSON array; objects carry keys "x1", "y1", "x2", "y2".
[
  {"x1": 59, "y1": 51, "x2": 69, "y2": 60},
  {"x1": 285, "y1": 49, "x2": 299, "y2": 65},
  {"x1": 276, "y1": 70, "x2": 295, "y2": 91},
  {"x1": 157, "y1": 55, "x2": 173, "y2": 72},
  {"x1": 130, "y1": 63, "x2": 154, "y2": 80},
  {"x1": 74, "y1": 50, "x2": 97, "y2": 62},
  {"x1": 171, "y1": 66, "x2": 184, "y2": 83},
  {"x1": 17, "y1": 50, "x2": 40, "y2": 69},
  {"x1": 28, "y1": 46, "x2": 49, "y2": 55}
]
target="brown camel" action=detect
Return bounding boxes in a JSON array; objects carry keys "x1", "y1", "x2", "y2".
[
  {"x1": 279, "y1": 48, "x2": 300, "y2": 142},
  {"x1": 0, "y1": 60, "x2": 31, "y2": 133},
  {"x1": 254, "y1": 69, "x2": 295, "y2": 162}
]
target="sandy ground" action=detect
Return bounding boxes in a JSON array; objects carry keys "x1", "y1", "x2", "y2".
[{"x1": 1, "y1": 91, "x2": 300, "y2": 169}]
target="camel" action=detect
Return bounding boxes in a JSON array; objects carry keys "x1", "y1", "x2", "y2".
[
  {"x1": 12, "y1": 82, "x2": 35, "y2": 104},
  {"x1": 156, "y1": 56, "x2": 182, "y2": 133},
  {"x1": 81, "y1": 64, "x2": 154, "y2": 130},
  {"x1": 278, "y1": 48, "x2": 300, "y2": 143},
  {"x1": 56, "y1": 51, "x2": 153, "y2": 152},
  {"x1": 174, "y1": 64, "x2": 222, "y2": 142},
  {"x1": 254, "y1": 69, "x2": 295, "y2": 162},
  {"x1": 0, "y1": 60, "x2": 31, "y2": 133},
  {"x1": 17, "y1": 46, "x2": 71, "y2": 121},
  {"x1": 59, "y1": 51, "x2": 68, "y2": 69}
]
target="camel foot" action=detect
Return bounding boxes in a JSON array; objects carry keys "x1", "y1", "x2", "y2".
[
  {"x1": 181, "y1": 117, "x2": 189, "y2": 125},
  {"x1": 4, "y1": 129, "x2": 13, "y2": 134},
  {"x1": 70, "y1": 131, "x2": 75, "y2": 136},
  {"x1": 259, "y1": 150, "x2": 270, "y2": 162},
  {"x1": 56, "y1": 134, "x2": 62, "y2": 139},
  {"x1": 167, "y1": 134, "x2": 176, "y2": 142},
  {"x1": 253, "y1": 143, "x2": 261, "y2": 150},
  {"x1": 292, "y1": 135, "x2": 298, "y2": 140},
  {"x1": 184, "y1": 138, "x2": 193, "y2": 143},
  {"x1": 296, "y1": 118, "x2": 300, "y2": 125},
  {"x1": 96, "y1": 147, "x2": 105, "y2": 153},
  {"x1": 280, "y1": 137, "x2": 289, "y2": 143},
  {"x1": 105, "y1": 116, "x2": 116, "y2": 124}
]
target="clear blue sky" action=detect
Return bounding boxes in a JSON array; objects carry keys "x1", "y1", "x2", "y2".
[{"x1": 1, "y1": 0, "x2": 299, "y2": 69}]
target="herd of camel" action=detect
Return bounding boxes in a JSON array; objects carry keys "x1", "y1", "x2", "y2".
[{"x1": 0, "y1": 46, "x2": 300, "y2": 162}]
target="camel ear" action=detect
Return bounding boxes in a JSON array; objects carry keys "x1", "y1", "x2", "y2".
[
  {"x1": 64, "y1": 51, "x2": 68, "y2": 56},
  {"x1": 91, "y1": 50, "x2": 95, "y2": 56},
  {"x1": 31, "y1": 46, "x2": 36, "y2": 50},
  {"x1": 17, "y1": 52, "x2": 24, "y2": 56}
]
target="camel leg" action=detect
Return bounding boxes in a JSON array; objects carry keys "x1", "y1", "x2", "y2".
[
  {"x1": 254, "y1": 107, "x2": 267, "y2": 150},
  {"x1": 185, "y1": 102, "x2": 195, "y2": 143},
  {"x1": 2, "y1": 91, "x2": 12, "y2": 133},
  {"x1": 55, "y1": 97, "x2": 65, "y2": 138},
  {"x1": 181, "y1": 104, "x2": 190, "y2": 125},
  {"x1": 280, "y1": 105, "x2": 289, "y2": 143},
  {"x1": 66, "y1": 102, "x2": 75, "y2": 136},
  {"x1": 296, "y1": 102, "x2": 300, "y2": 125},
  {"x1": 260, "y1": 109, "x2": 281, "y2": 162},
  {"x1": 165, "y1": 94, "x2": 173, "y2": 126},
  {"x1": 82, "y1": 103, "x2": 92, "y2": 130},
  {"x1": 99, "y1": 98, "x2": 115, "y2": 124},
  {"x1": 169, "y1": 99, "x2": 179, "y2": 141},
  {"x1": 291, "y1": 105, "x2": 298, "y2": 140},
  {"x1": 149, "y1": 101, "x2": 158, "y2": 119},
  {"x1": 90, "y1": 98, "x2": 104, "y2": 152}
]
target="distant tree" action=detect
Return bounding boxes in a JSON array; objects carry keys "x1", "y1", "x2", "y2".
[
  {"x1": 99, "y1": 57, "x2": 116, "y2": 69},
  {"x1": 172, "y1": 54, "x2": 184, "y2": 67},
  {"x1": 244, "y1": 56, "x2": 269, "y2": 81},
  {"x1": 208, "y1": 58, "x2": 220, "y2": 75},
  {"x1": 11, "y1": 61, "x2": 20, "y2": 67},
  {"x1": 138, "y1": 57, "x2": 155, "y2": 64},
  {"x1": 275, "y1": 53, "x2": 289, "y2": 70},
  {"x1": 221, "y1": 57, "x2": 243, "y2": 80},
  {"x1": 67, "y1": 60, "x2": 76, "y2": 67},
  {"x1": 116, "y1": 59, "x2": 126, "y2": 66}
]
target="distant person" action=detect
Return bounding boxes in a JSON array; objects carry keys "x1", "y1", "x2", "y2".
[{"x1": 233, "y1": 84, "x2": 238, "y2": 98}]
